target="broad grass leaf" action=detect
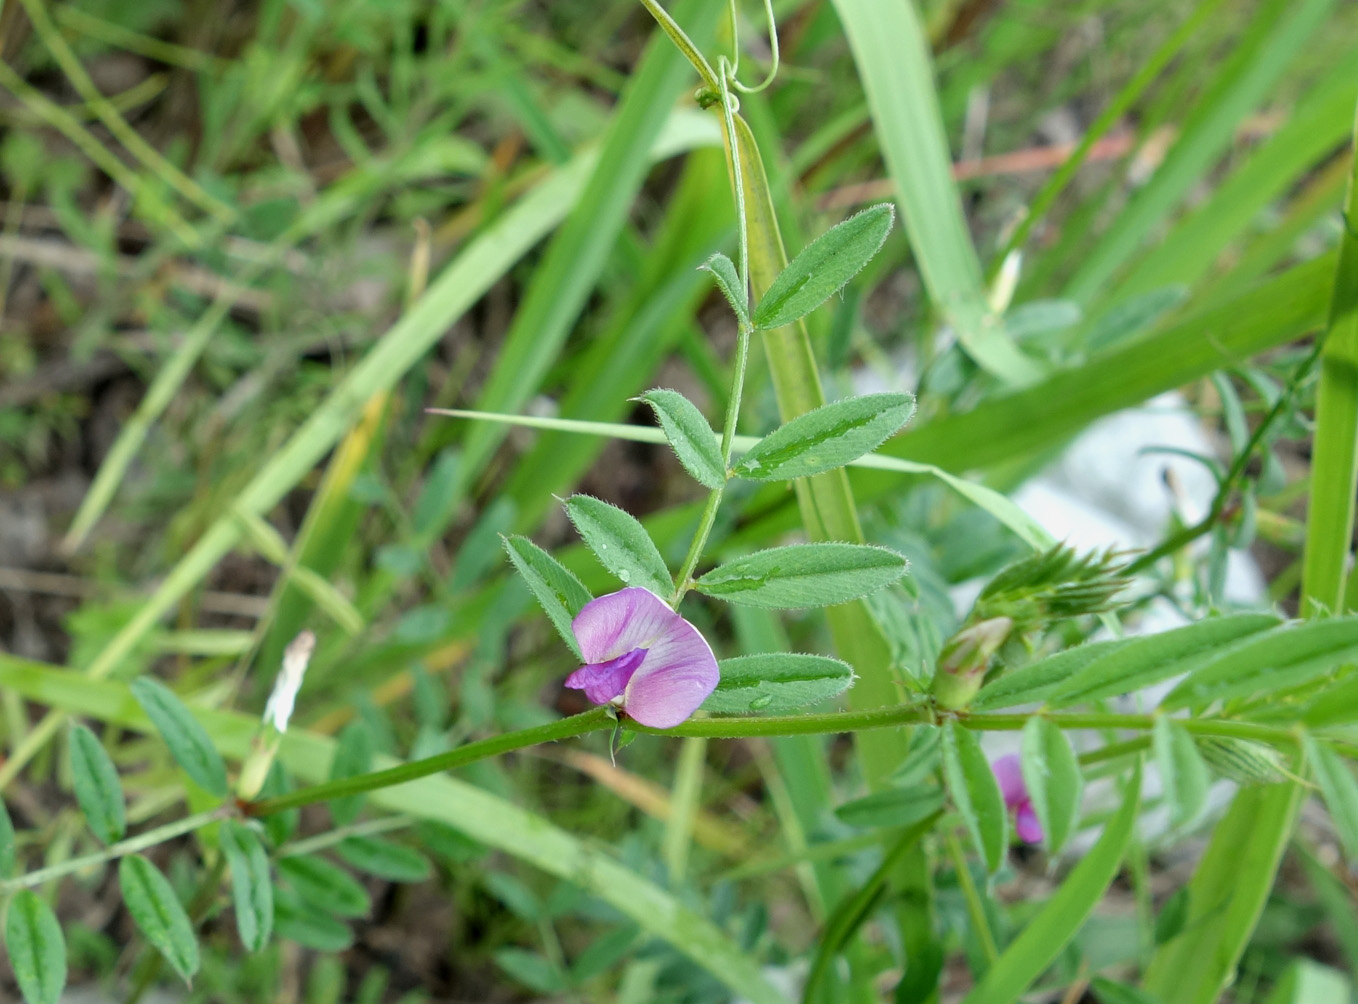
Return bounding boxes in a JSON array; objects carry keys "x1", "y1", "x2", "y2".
[
  {"x1": 277, "y1": 855, "x2": 370, "y2": 917},
  {"x1": 751, "y1": 204, "x2": 894, "y2": 329},
  {"x1": 1153, "y1": 718, "x2": 1211, "y2": 830},
  {"x1": 730, "y1": 393, "x2": 915, "y2": 482},
  {"x1": 219, "y1": 821, "x2": 273, "y2": 952},
  {"x1": 327, "y1": 721, "x2": 375, "y2": 826},
  {"x1": 1020, "y1": 717, "x2": 1083, "y2": 855},
  {"x1": 960, "y1": 764, "x2": 1141, "y2": 1004},
  {"x1": 942, "y1": 722, "x2": 1006, "y2": 873},
  {"x1": 699, "y1": 252, "x2": 748, "y2": 326},
  {"x1": 118, "y1": 855, "x2": 199, "y2": 983},
  {"x1": 68, "y1": 724, "x2": 126, "y2": 845},
  {"x1": 502, "y1": 534, "x2": 593, "y2": 659},
  {"x1": 129, "y1": 678, "x2": 227, "y2": 797},
  {"x1": 637, "y1": 388, "x2": 725, "y2": 489},
  {"x1": 565, "y1": 494, "x2": 672, "y2": 597},
  {"x1": 4, "y1": 890, "x2": 66, "y2": 1004},
  {"x1": 701, "y1": 653, "x2": 854, "y2": 714},
  {"x1": 695, "y1": 542, "x2": 907, "y2": 608},
  {"x1": 336, "y1": 835, "x2": 432, "y2": 882},
  {"x1": 1161, "y1": 618, "x2": 1358, "y2": 711},
  {"x1": 1, "y1": 796, "x2": 18, "y2": 878},
  {"x1": 1304, "y1": 735, "x2": 1358, "y2": 862},
  {"x1": 1142, "y1": 781, "x2": 1304, "y2": 1004},
  {"x1": 1047, "y1": 613, "x2": 1282, "y2": 708},
  {"x1": 834, "y1": 785, "x2": 945, "y2": 829}
]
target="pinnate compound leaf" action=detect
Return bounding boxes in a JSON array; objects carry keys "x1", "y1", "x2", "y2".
[
  {"x1": 695, "y1": 542, "x2": 907, "y2": 608},
  {"x1": 502, "y1": 534, "x2": 593, "y2": 659},
  {"x1": 731, "y1": 393, "x2": 915, "y2": 481},
  {"x1": 960, "y1": 765, "x2": 1142, "y2": 1004},
  {"x1": 942, "y1": 721, "x2": 1006, "y2": 873},
  {"x1": 1047, "y1": 613, "x2": 1283, "y2": 708},
  {"x1": 4, "y1": 890, "x2": 66, "y2": 1004},
  {"x1": 129, "y1": 678, "x2": 228, "y2": 797},
  {"x1": 701, "y1": 653, "x2": 854, "y2": 714},
  {"x1": 973, "y1": 638, "x2": 1133, "y2": 710},
  {"x1": 327, "y1": 721, "x2": 375, "y2": 826},
  {"x1": 1153, "y1": 718, "x2": 1211, "y2": 830},
  {"x1": 1304, "y1": 735, "x2": 1358, "y2": 862},
  {"x1": 118, "y1": 855, "x2": 199, "y2": 983},
  {"x1": 69, "y1": 724, "x2": 126, "y2": 845},
  {"x1": 1020, "y1": 717, "x2": 1083, "y2": 855},
  {"x1": 219, "y1": 821, "x2": 273, "y2": 952},
  {"x1": 336, "y1": 835, "x2": 433, "y2": 883},
  {"x1": 699, "y1": 252, "x2": 749, "y2": 326},
  {"x1": 751, "y1": 204, "x2": 895, "y2": 329},
  {"x1": 1161, "y1": 618, "x2": 1358, "y2": 711},
  {"x1": 564, "y1": 494, "x2": 673, "y2": 597},
  {"x1": 637, "y1": 389, "x2": 725, "y2": 489},
  {"x1": 277, "y1": 854, "x2": 371, "y2": 917}
]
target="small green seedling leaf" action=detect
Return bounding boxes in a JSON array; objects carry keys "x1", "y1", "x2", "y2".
[
  {"x1": 751, "y1": 204, "x2": 894, "y2": 329},
  {"x1": 637, "y1": 388, "x2": 725, "y2": 489},
  {"x1": 327, "y1": 721, "x2": 375, "y2": 826},
  {"x1": 273, "y1": 891, "x2": 355, "y2": 951},
  {"x1": 1304, "y1": 735, "x2": 1358, "y2": 862},
  {"x1": 731, "y1": 393, "x2": 915, "y2": 481},
  {"x1": 119, "y1": 855, "x2": 200, "y2": 984},
  {"x1": 700, "y1": 252, "x2": 749, "y2": 326},
  {"x1": 219, "y1": 821, "x2": 273, "y2": 953},
  {"x1": 1153, "y1": 717, "x2": 1211, "y2": 830},
  {"x1": 129, "y1": 678, "x2": 228, "y2": 797},
  {"x1": 1, "y1": 796, "x2": 18, "y2": 878},
  {"x1": 4, "y1": 889, "x2": 66, "y2": 1004},
  {"x1": 701, "y1": 653, "x2": 855, "y2": 714},
  {"x1": 1090, "y1": 976, "x2": 1166, "y2": 1004},
  {"x1": 834, "y1": 785, "x2": 946, "y2": 829},
  {"x1": 1020, "y1": 717, "x2": 1083, "y2": 855},
  {"x1": 277, "y1": 855, "x2": 371, "y2": 917},
  {"x1": 695, "y1": 542, "x2": 907, "y2": 608},
  {"x1": 565, "y1": 494, "x2": 673, "y2": 597},
  {"x1": 336, "y1": 835, "x2": 433, "y2": 883},
  {"x1": 69, "y1": 724, "x2": 126, "y2": 845},
  {"x1": 942, "y1": 721, "x2": 1006, "y2": 873},
  {"x1": 502, "y1": 534, "x2": 593, "y2": 659}
]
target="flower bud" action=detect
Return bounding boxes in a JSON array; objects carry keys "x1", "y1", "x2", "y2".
[
  {"x1": 238, "y1": 631, "x2": 315, "y2": 800},
  {"x1": 931, "y1": 616, "x2": 1013, "y2": 710}
]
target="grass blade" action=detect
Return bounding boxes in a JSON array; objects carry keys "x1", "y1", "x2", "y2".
[
  {"x1": 960, "y1": 764, "x2": 1141, "y2": 1004},
  {"x1": 830, "y1": 0, "x2": 1038, "y2": 383},
  {"x1": 1142, "y1": 780, "x2": 1305, "y2": 1003}
]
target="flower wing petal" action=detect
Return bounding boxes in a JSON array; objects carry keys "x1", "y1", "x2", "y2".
[
  {"x1": 572, "y1": 587, "x2": 676, "y2": 663},
  {"x1": 622, "y1": 613, "x2": 719, "y2": 728}
]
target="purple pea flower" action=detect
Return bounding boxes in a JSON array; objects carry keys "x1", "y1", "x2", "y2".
[
  {"x1": 992, "y1": 754, "x2": 1044, "y2": 844},
  {"x1": 564, "y1": 587, "x2": 719, "y2": 729}
]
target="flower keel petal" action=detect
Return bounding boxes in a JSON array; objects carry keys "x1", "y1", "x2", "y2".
[{"x1": 564, "y1": 648, "x2": 647, "y2": 705}]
